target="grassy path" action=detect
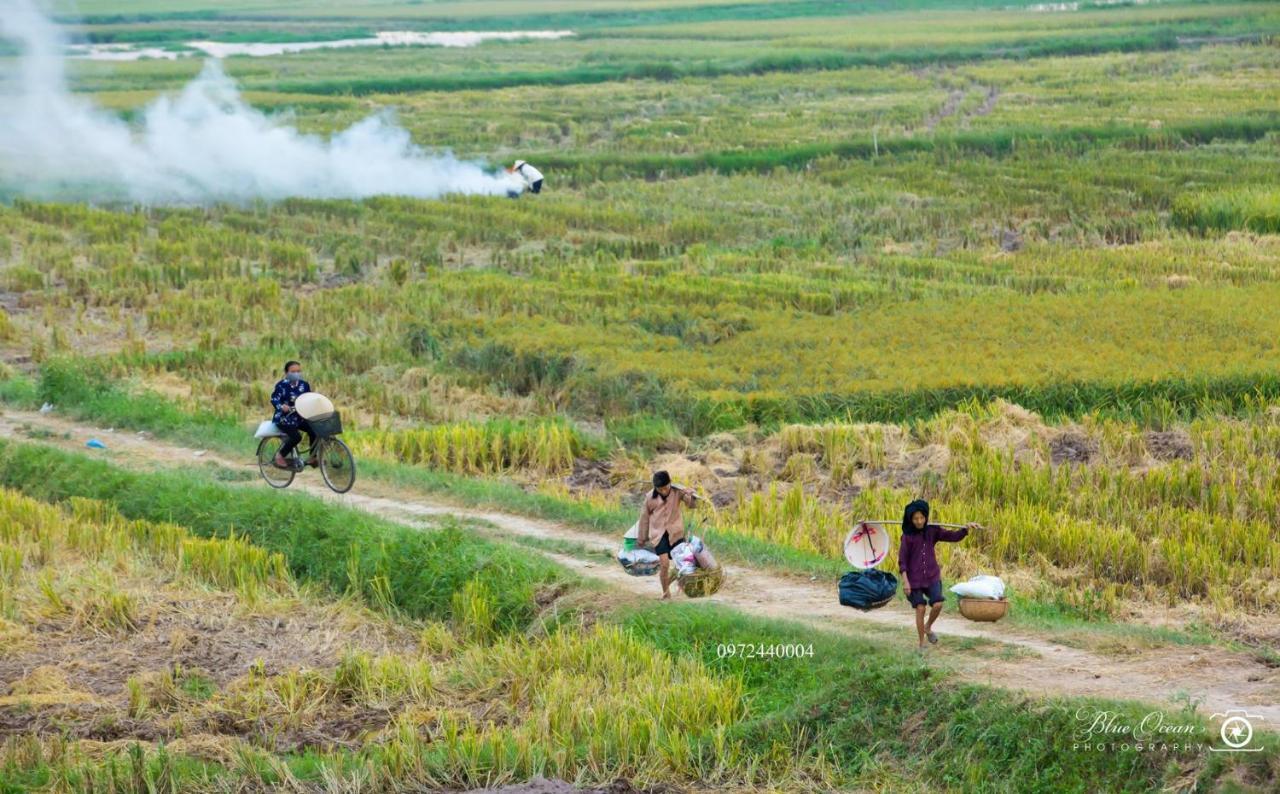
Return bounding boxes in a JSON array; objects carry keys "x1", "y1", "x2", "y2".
[{"x1": 3, "y1": 406, "x2": 1276, "y2": 728}]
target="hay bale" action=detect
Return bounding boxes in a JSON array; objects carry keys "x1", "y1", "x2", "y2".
[
  {"x1": 166, "y1": 734, "x2": 244, "y2": 765},
  {"x1": 993, "y1": 401, "x2": 1042, "y2": 426},
  {"x1": 0, "y1": 617, "x2": 28, "y2": 649},
  {"x1": 74, "y1": 740, "x2": 149, "y2": 762},
  {"x1": 701, "y1": 447, "x2": 742, "y2": 477},
  {"x1": 6, "y1": 666, "x2": 73, "y2": 696},
  {"x1": 1144, "y1": 430, "x2": 1194, "y2": 462},
  {"x1": 0, "y1": 666, "x2": 98, "y2": 707},
  {"x1": 704, "y1": 432, "x2": 742, "y2": 456},
  {"x1": 738, "y1": 447, "x2": 773, "y2": 475},
  {"x1": 649, "y1": 454, "x2": 715, "y2": 488},
  {"x1": 978, "y1": 402, "x2": 1052, "y2": 464},
  {"x1": 1050, "y1": 431, "x2": 1098, "y2": 465},
  {"x1": 780, "y1": 452, "x2": 820, "y2": 482},
  {"x1": 889, "y1": 444, "x2": 951, "y2": 486}
]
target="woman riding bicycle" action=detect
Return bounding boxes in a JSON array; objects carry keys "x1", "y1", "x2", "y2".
[{"x1": 271, "y1": 360, "x2": 317, "y2": 469}]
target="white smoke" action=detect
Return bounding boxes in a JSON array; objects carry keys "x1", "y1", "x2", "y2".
[{"x1": 0, "y1": 0, "x2": 516, "y2": 203}]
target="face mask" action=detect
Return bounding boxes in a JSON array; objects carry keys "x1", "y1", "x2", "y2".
[{"x1": 286, "y1": 372, "x2": 302, "y2": 383}]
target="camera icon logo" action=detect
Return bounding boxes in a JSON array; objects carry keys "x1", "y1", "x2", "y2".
[{"x1": 1210, "y1": 710, "x2": 1265, "y2": 753}]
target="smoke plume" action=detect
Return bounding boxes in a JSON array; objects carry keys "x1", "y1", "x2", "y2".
[{"x1": 0, "y1": 0, "x2": 516, "y2": 203}]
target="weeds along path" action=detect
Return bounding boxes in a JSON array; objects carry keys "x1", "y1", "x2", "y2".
[{"x1": 2, "y1": 408, "x2": 1277, "y2": 726}]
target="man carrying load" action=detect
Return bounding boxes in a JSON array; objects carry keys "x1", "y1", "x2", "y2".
[
  {"x1": 507, "y1": 159, "x2": 544, "y2": 196},
  {"x1": 638, "y1": 470, "x2": 697, "y2": 600}
]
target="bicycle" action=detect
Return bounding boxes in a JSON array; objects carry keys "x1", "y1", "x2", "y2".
[{"x1": 255, "y1": 395, "x2": 356, "y2": 494}]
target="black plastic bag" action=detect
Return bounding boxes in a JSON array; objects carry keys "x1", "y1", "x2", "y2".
[{"x1": 838, "y1": 569, "x2": 898, "y2": 611}]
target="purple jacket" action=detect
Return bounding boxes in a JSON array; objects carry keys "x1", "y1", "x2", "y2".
[{"x1": 898, "y1": 525, "x2": 968, "y2": 588}]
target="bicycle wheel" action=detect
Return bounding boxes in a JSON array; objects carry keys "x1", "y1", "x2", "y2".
[
  {"x1": 257, "y1": 437, "x2": 295, "y2": 489},
  {"x1": 318, "y1": 437, "x2": 356, "y2": 494}
]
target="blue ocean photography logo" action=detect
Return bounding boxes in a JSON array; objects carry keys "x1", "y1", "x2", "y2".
[
  {"x1": 1074, "y1": 708, "x2": 1269, "y2": 755},
  {"x1": 1073, "y1": 709, "x2": 1204, "y2": 754},
  {"x1": 1209, "y1": 711, "x2": 1266, "y2": 754}
]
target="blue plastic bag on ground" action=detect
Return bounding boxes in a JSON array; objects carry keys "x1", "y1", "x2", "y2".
[{"x1": 838, "y1": 569, "x2": 898, "y2": 611}]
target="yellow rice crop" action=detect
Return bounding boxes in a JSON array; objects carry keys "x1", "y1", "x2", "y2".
[
  {"x1": 349, "y1": 420, "x2": 580, "y2": 476},
  {"x1": 715, "y1": 406, "x2": 1280, "y2": 613}
]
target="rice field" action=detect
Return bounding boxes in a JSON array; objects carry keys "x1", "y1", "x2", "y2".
[
  {"x1": 348, "y1": 418, "x2": 584, "y2": 475},
  {"x1": 3, "y1": 0, "x2": 1280, "y2": 599},
  {"x1": 712, "y1": 402, "x2": 1280, "y2": 615},
  {"x1": 5, "y1": 28, "x2": 1280, "y2": 404},
  {"x1": 0, "y1": 485, "x2": 848, "y2": 791},
  {"x1": 2, "y1": 0, "x2": 1280, "y2": 786}
]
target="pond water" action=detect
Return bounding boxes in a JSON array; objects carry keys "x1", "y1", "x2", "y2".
[
  {"x1": 1020, "y1": 0, "x2": 1152, "y2": 10},
  {"x1": 68, "y1": 30, "x2": 574, "y2": 61}
]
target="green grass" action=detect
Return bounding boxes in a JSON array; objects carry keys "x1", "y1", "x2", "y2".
[
  {"x1": 1174, "y1": 187, "x2": 1280, "y2": 235},
  {"x1": 530, "y1": 114, "x2": 1280, "y2": 181},
  {"x1": 265, "y1": 30, "x2": 1211, "y2": 95},
  {"x1": 31, "y1": 360, "x2": 245, "y2": 451},
  {"x1": 0, "y1": 744, "x2": 224, "y2": 794},
  {"x1": 0, "y1": 438, "x2": 569, "y2": 631},
  {"x1": 606, "y1": 412, "x2": 686, "y2": 451},
  {"x1": 619, "y1": 602, "x2": 1276, "y2": 793}
]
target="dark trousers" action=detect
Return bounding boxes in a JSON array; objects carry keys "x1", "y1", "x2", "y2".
[
  {"x1": 530, "y1": 179, "x2": 543, "y2": 194},
  {"x1": 279, "y1": 418, "x2": 315, "y2": 458}
]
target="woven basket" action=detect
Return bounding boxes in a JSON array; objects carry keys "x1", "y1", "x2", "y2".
[
  {"x1": 679, "y1": 567, "x2": 725, "y2": 598},
  {"x1": 958, "y1": 597, "x2": 1009, "y2": 622}
]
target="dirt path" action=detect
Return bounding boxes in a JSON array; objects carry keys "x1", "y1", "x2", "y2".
[{"x1": 3, "y1": 408, "x2": 1278, "y2": 727}]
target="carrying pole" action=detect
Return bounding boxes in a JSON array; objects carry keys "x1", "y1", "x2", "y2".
[
  {"x1": 860, "y1": 519, "x2": 976, "y2": 529},
  {"x1": 672, "y1": 484, "x2": 705, "y2": 501}
]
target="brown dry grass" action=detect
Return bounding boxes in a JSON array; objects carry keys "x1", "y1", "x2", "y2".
[
  {"x1": 0, "y1": 489, "x2": 803, "y2": 793},
  {"x1": 0, "y1": 491, "x2": 417, "y2": 752}
]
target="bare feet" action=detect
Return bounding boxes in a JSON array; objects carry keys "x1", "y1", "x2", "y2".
[{"x1": 661, "y1": 591, "x2": 671, "y2": 600}]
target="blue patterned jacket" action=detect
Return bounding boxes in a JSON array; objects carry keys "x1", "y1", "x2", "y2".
[{"x1": 271, "y1": 378, "x2": 311, "y2": 429}]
